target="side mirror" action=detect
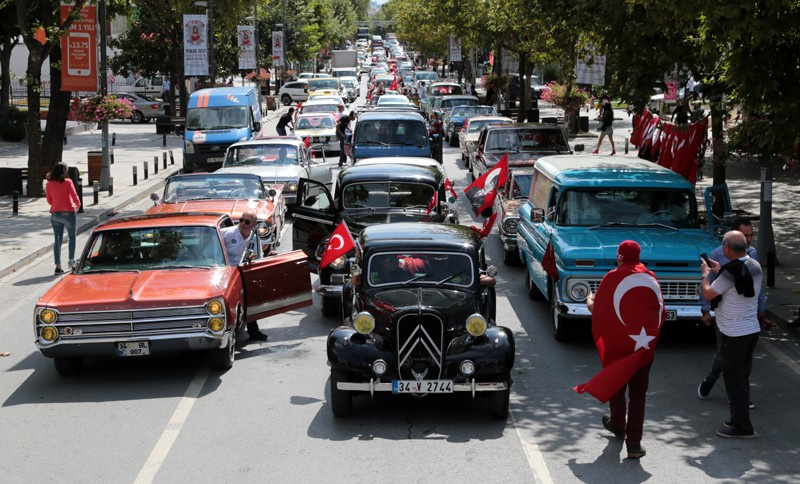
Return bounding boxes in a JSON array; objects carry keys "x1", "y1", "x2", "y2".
[
  {"x1": 253, "y1": 121, "x2": 261, "y2": 132},
  {"x1": 268, "y1": 188, "x2": 277, "y2": 197},
  {"x1": 150, "y1": 192, "x2": 160, "y2": 205},
  {"x1": 531, "y1": 208, "x2": 545, "y2": 223},
  {"x1": 304, "y1": 195, "x2": 319, "y2": 206}
]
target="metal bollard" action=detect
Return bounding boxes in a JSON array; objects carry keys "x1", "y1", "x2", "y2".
[
  {"x1": 12, "y1": 191, "x2": 19, "y2": 216},
  {"x1": 110, "y1": 148, "x2": 115, "y2": 165},
  {"x1": 108, "y1": 177, "x2": 114, "y2": 197},
  {"x1": 133, "y1": 166, "x2": 138, "y2": 185},
  {"x1": 625, "y1": 138, "x2": 629, "y2": 154},
  {"x1": 64, "y1": 136, "x2": 67, "y2": 146},
  {"x1": 144, "y1": 161, "x2": 149, "y2": 180},
  {"x1": 112, "y1": 132, "x2": 116, "y2": 146},
  {"x1": 162, "y1": 134, "x2": 167, "y2": 147},
  {"x1": 93, "y1": 181, "x2": 99, "y2": 205},
  {"x1": 169, "y1": 150, "x2": 175, "y2": 165},
  {"x1": 163, "y1": 152, "x2": 167, "y2": 170},
  {"x1": 153, "y1": 156, "x2": 158, "y2": 174},
  {"x1": 77, "y1": 178, "x2": 84, "y2": 213}
]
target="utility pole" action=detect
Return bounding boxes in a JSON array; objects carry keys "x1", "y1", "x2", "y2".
[{"x1": 98, "y1": 0, "x2": 111, "y2": 191}]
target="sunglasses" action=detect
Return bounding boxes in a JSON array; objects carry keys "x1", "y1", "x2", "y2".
[{"x1": 239, "y1": 218, "x2": 254, "y2": 225}]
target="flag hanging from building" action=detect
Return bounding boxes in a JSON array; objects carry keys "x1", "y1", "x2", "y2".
[{"x1": 184, "y1": 15, "x2": 209, "y2": 76}]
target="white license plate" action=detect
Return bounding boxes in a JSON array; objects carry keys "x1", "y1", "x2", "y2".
[
  {"x1": 117, "y1": 341, "x2": 150, "y2": 357},
  {"x1": 207, "y1": 157, "x2": 224, "y2": 163},
  {"x1": 392, "y1": 380, "x2": 453, "y2": 394},
  {"x1": 666, "y1": 310, "x2": 677, "y2": 321}
]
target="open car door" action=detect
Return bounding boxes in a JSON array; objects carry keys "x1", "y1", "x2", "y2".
[
  {"x1": 306, "y1": 152, "x2": 338, "y2": 187},
  {"x1": 291, "y1": 178, "x2": 338, "y2": 264},
  {"x1": 704, "y1": 183, "x2": 732, "y2": 237},
  {"x1": 240, "y1": 250, "x2": 312, "y2": 322}
]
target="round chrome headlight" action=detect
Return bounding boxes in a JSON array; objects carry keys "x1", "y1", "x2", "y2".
[
  {"x1": 372, "y1": 359, "x2": 387, "y2": 376},
  {"x1": 568, "y1": 281, "x2": 591, "y2": 301},
  {"x1": 503, "y1": 217, "x2": 519, "y2": 235},
  {"x1": 256, "y1": 221, "x2": 271, "y2": 237},
  {"x1": 465, "y1": 314, "x2": 487, "y2": 337},
  {"x1": 206, "y1": 299, "x2": 224, "y2": 315},
  {"x1": 285, "y1": 181, "x2": 298, "y2": 193},
  {"x1": 353, "y1": 311, "x2": 375, "y2": 335},
  {"x1": 329, "y1": 255, "x2": 347, "y2": 270},
  {"x1": 460, "y1": 360, "x2": 476, "y2": 376},
  {"x1": 208, "y1": 317, "x2": 224, "y2": 332},
  {"x1": 40, "y1": 326, "x2": 58, "y2": 342},
  {"x1": 39, "y1": 308, "x2": 58, "y2": 324}
]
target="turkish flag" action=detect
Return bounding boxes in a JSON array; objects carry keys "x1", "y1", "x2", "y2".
[
  {"x1": 462, "y1": 117, "x2": 469, "y2": 132},
  {"x1": 319, "y1": 221, "x2": 356, "y2": 269},
  {"x1": 444, "y1": 178, "x2": 458, "y2": 200},
  {"x1": 573, "y1": 263, "x2": 666, "y2": 402},
  {"x1": 390, "y1": 75, "x2": 398, "y2": 91},
  {"x1": 424, "y1": 190, "x2": 438, "y2": 220},
  {"x1": 304, "y1": 136, "x2": 311, "y2": 149},
  {"x1": 470, "y1": 212, "x2": 497, "y2": 239},
  {"x1": 463, "y1": 154, "x2": 508, "y2": 217},
  {"x1": 542, "y1": 235, "x2": 558, "y2": 281}
]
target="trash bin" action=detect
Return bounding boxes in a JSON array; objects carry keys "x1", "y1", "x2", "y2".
[
  {"x1": 266, "y1": 96, "x2": 277, "y2": 111},
  {"x1": 0, "y1": 167, "x2": 23, "y2": 196},
  {"x1": 87, "y1": 151, "x2": 102, "y2": 184},
  {"x1": 579, "y1": 116, "x2": 589, "y2": 133},
  {"x1": 527, "y1": 108, "x2": 540, "y2": 123}
]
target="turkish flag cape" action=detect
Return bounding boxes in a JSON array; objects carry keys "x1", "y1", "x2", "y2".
[
  {"x1": 320, "y1": 221, "x2": 356, "y2": 269},
  {"x1": 470, "y1": 212, "x2": 497, "y2": 239},
  {"x1": 574, "y1": 263, "x2": 666, "y2": 403},
  {"x1": 463, "y1": 154, "x2": 508, "y2": 217},
  {"x1": 390, "y1": 75, "x2": 398, "y2": 91}
]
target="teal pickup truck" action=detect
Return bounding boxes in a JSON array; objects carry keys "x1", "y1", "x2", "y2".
[{"x1": 516, "y1": 156, "x2": 727, "y2": 340}]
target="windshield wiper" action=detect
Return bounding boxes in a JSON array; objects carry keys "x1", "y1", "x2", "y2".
[
  {"x1": 402, "y1": 273, "x2": 431, "y2": 286},
  {"x1": 587, "y1": 222, "x2": 635, "y2": 230},
  {"x1": 636, "y1": 223, "x2": 679, "y2": 231},
  {"x1": 157, "y1": 265, "x2": 212, "y2": 270},
  {"x1": 208, "y1": 125, "x2": 238, "y2": 130},
  {"x1": 80, "y1": 268, "x2": 140, "y2": 274},
  {"x1": 359, "y1": 141, "x2": 390, "y2": 146},
  {"x1": 435, "y1": 270, "x2": 466, "y2": 287}
]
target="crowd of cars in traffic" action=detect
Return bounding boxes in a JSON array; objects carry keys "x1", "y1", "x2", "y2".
[{"x1": 33, "y1": 35, "x2": 731, "y2": 421}]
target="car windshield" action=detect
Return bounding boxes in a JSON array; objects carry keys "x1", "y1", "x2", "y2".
[
  {"x1": 226, "y1": 144, "x2": 299, "y2": 166},
  {"x1": 308, "y1": 79, "x2": 339, "y2": 91},
  {"x1": 302, "y1": 104, "x2": 338, "y2": 114},
  {"x1": 415, "y1": 72, "x2": 438, "y2": 81},
  {"x1": 557, "y1": 189, "x2": 699, "y2": 227},
  {"x1": 342, "y1": 182, "x2": 434, "y2": 210},
  {"x1": 163, "y1": 175, "x2": 264, "y2": 201},
  {"x1": 78, "y1": 226, "x2": 226, "y2": 272},
  {"x1": 442, "y1": 98, "x2": 479, "y2": 109},
  {"x1": 354, "y1": 119, "x2": 428, "y2": 146},
  {"x1": 468, "y1": 119, "x2": 512, "y2": 133},
  {"x1": 510, "y1": 174, "x2": 533, "y2": 199},
  {"x1": 367, "y1": 251, "x2": 473, "y2": 287},
  {"x1": 431, "y1": 85, "x2": 462, "y2": 96},
  {"x1": 486, "y1": 128, "x2": 569, "y2": 152},
  {"x1": 296, "y1": 115, "x2": 336, "y2": 130},
  {"x1": 186, "y1": 106, "x2": 248, "y2": 130},
  {"x1": 453, "y1": 106, "x2": 496, "y2": 117}
]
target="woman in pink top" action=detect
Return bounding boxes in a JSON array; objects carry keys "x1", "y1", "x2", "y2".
[{"x1": 46, "y1": 163, "x2": 80, "y2": 274}]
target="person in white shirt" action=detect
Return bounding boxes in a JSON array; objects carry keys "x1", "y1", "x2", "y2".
[{"x1": 221, "y1": 211, "x2": 268, "y2": 341}]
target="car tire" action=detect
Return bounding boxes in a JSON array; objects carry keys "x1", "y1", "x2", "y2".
[
  {"x1": 449, "y1": 132, "x2": 458, "y2": 147},
  {"x1": 209, "y1": 325, "x2": 236, "y2": 371},
  {"x1": 550, "y1": 281, "x2": 570, "y2": 341},
  {"x1": 330, "y1": 368, "x2": 352, "y2": 417},
  {"x1": 281, "y1": 94, "x2": 292, "y2": 106},
  {"x1": 321, "y1": 295, "x2": 341, "y2": 319},
  {"x1": 130, "y1": 110, "x2": 145, "y2": 124},
  {"x1": 503, "y1": 246, "x2": 520, "y2": 266},
  {"x1": 489, "y1": 372, "x2": 511, "y2": 420},
  {"x1": 54, "y1": 356, "x2": 83, "y2": 377},
  {"x1": 525, "y1": 270, "x2": 544, "y2": 300}
]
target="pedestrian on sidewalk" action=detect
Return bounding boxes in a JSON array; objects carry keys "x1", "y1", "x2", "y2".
[
  {"x1": 576, "y1": 240, "x2": 666, "y2": 459},
  {"x1": 276, "y1": 108, "x2": 294, "y2": 136},
  {"x1": 592, "y1": 94, "x2": 616, "y2": 155},
  {"x1": 700, "y1": 230, "x2": 762, "y2": 438},
  {"x1": 698, "y1": 217, "x2": 768, "y2": 404},
  {"x1": 45, "y1": 162, "x2": 80, "y2": 274}
]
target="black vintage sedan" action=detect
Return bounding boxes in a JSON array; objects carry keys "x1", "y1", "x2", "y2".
[
  {"x1": 328, "y1": 223, "x2": 515, "y2": 419},
  {"x1": 292, "y1": 161, "x2": 458, "y2": 318}
]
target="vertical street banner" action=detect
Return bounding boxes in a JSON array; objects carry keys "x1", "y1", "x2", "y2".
[
  {"x1": 664, "y1": 81, "x2": 678, "y2": 101},
  {"x1": 184, "y1": 14, "x2": 209, "y2": 76},
  {"x1": 575, "y1": 46, "x2": 606, "y2": 86},
  {"x1": 59, "y1": 3, "x2": 97, "y2": 92},
  {"x1": 237, "y1": 26, "x2": 256, "y2": 70},
  {"x1": 448, "y1": 35, "x2": 462, "y2": 62},
  {"x1": 272, "y1": 31, "x2": 284, "y2": 66}
]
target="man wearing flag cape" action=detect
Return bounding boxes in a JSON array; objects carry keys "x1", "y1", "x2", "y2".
[
  {"x1": 463, "y1": 154, "x2": 508, "y2": 217},
  {"x1": 575, "y1": 240, "x2": 666, "y2": 459}
]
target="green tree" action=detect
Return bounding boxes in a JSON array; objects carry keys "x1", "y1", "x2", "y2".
[{"x1": 0, "y1": 2, "x2": 20, "y2": 128}]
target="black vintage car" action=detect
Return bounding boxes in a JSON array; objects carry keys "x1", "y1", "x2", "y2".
[
  {"x1": 328, "y1": 223, "x2": 514, "y2": 419},
  {"x1": 292, "y1": 161, "x2": 458, "y2": 317}
]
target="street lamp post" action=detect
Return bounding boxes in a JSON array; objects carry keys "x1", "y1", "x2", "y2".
[{"x1": 98, "y1": 0, "x2": 111, "y2": 191}]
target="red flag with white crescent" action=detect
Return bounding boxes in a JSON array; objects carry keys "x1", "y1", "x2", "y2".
[
  {"x1": 390, "y1": 75, "x2": 398, "y2": 91},
  {"x1": 573, "y1": 263, "x2": 666, "y2": 402},
  {"x1": 424, "y1": 190, "x2": 438, "y2": 216},
  {"x1": 444, "y1": 178, "x2": 458, "y2": 200},
  {"x1": 463, "y1": 154, "x2": 508, "y2": 217},
  {"x1": 470, "y1": 212, "x2": 497, "y2": 239},
  {"x1": 304, "y1": 136, "x2": 311, "y2": 149},
  {"x1": 320, "y1": 221, "x2": 356, "y2": 269}
]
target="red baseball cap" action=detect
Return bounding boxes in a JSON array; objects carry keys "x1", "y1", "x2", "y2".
[{"x1": 617, "y1": 240, "x2": 641, "y2": 265}]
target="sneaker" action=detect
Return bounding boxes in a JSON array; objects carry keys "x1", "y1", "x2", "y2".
[
  {"x1": 698, "y1": 378, "x2": 714, "y2": 399},
  {"x1": 723, "y1": 419, "x2": 734, "y2": 429},
  {"x1": 602, "y1": 415, "x2": 624, "y2": 439},
  {"x1": 717, "y1": 426, "x2": 754, "y2": 439},
  {"x1": 627, "y1": 446, "x2": 647, "y2": 459},
  {"x1": 750, "y1": 401, "x2": 756, "y2": 409},
  {"x1": 54, "y1": 267, "x2": 64, "y2": 275}
]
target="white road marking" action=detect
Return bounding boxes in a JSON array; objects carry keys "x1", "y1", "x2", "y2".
[
  {"x1": 134, "y1": 366, "x2": 210, "y2": 484},
  {"x1": 760, "y1": 337, "x2": 800, "y2": 377},
  {"x1": 510, "y1": 408, "x2": 555, "y2": 484}
]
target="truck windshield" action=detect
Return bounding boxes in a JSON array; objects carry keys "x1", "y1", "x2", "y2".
[
  {"x1": 186, "y1": 106, "x2": 248, "y2": 130},
  {"x1": 78, "y1": 226, "x2": 226, "y2": 273},
  {"x1": 556, "y1": 189, "x2": 699, "y2": 228}
]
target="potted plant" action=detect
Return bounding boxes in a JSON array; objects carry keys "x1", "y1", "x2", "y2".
[
  {"x1": 244, "y1": 68, "x2": 271, "y2": 83},
  {"x1": 541, "y1": 81, "x2": 590, "y2": 132},
  {"x1": 75, "y1": 94, "x2": 134, "y2": 125}
]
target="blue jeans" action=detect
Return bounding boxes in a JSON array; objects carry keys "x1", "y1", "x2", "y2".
[{"x1": 51, "y1": 211, "x2": 77, "y2": 266}]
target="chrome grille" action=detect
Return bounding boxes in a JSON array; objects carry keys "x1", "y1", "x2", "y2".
[
  {"x1": 396, "y1": 312, "x2": 444, "y2": 381},
  {"x1": 196, "y1": 143, "x2": 232, "y2": 154},
  {"x1": 48, "y1": 306, "x2": 213, "y2": 338},
  {"x1": 583, "y1": 279, "x2": 700, "y2": 301}
]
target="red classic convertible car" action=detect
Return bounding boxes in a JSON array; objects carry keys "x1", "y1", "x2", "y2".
[{"x1": 33, "y1": 212, "x2": 310, "y2": 376}]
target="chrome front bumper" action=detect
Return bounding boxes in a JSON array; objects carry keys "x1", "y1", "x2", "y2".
[
  {"x1": 560, "y1": 302, "x2": 703, "y2": 320},
  {"x1": 338, "y1": 379, "x2": 508, "y2": 398},
  {"x1": 37, "y1": 330, "x2": 231, "y2": 358}
]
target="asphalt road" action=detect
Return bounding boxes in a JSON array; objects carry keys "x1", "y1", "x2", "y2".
[{"x1": 2, "y1": 86, "x2": 800, "y2": 483}]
